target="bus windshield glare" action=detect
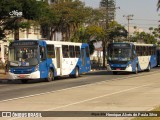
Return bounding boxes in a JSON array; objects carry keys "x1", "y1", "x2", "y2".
[
  {"x1": 9, "y1": 46, "x2": 39, "y2": 67},
  {"x1": 108, "y1": 46, "x2": 131, "y2": 61}
]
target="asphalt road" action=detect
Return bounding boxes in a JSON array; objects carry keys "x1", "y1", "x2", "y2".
[
  {"x1": 0, "y1": 68, "x2": 160, "y2": 102},
  {"x1": 1, "y1": 68, "x2": 160, "y2": 120}
]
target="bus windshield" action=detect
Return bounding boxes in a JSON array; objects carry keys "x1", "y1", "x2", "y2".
[
  {"x1": 108, "y1": 47, "x2": 131, "y2": 61},
  {"x1": 8, "y1": 46, "x2": 39, "y2": 67}
]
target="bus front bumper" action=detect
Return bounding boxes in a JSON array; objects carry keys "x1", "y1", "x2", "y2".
[
  {"x1": 8, "y1": 71, "x2": 40, "y2": 80},
  {"x1": 107, "y1": 65, "x2": 132, "y2": 72}
]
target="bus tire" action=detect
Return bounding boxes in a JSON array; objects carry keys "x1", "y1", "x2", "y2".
[
  {"x1": 113, "y1": 71, "x2": 118, "y2": 75},
  {"x1": 147, "y1": 64, "x2": 151, "y2": 72},
  {"x1": 73, "y1": 67, "x2": 79, "y2": 78},
  {"x1": 21, "y1": 79, "x2": 28, "y2": 84},
  {"x1": 46, "y1": 69, "x2": 54, "y2": 82},
  {"x1": 134, "y1": 66, "x2": 138, "y2": 74}
]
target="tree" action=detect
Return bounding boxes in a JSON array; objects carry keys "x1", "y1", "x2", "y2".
[
  {"x1": 107, "y1": 21, "x2": 127, "y2": 42},
  {"x1": 0, "y1": 0, "x2": 22, "y2": 40},
  {"x1": 0, "y1": 28, "x2": 5, "y2": 40},
  {"x1": 71, "y1": 25, "x2": 105, "y2": 54},
  {"x1": 49, "y1": 0, "x2": 92, "y2": 41},
  {"x1": 131, "y1": 31, "x2": 157, "y2": 44},
  {"x1": 157, "y1": 0, "x2": 160, "y2": 11},
  {"x1": 0, "y1": 0, "x2": 51, "y2": 40},
  {"x1": 151, "y1": 27, "x2": 160, "y2": 39},
  {"x1": 100, "y1": 0, "x2": 116, "y2": 68},
  {"x1": 149, "y1": 27, "x2": 153, "y2": 31}
]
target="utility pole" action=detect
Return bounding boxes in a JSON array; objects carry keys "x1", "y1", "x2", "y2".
[
  {"x1": 158, "y1": 20, "x2": 160, "y2": 39},
  {"x1": 123, "y1": 14, "x2": 134, "y2": 41},
  {"x1": 104, "y1": 0, "x2": 108, "y2": 68},
  {"x1": 100, "y1": 0, "x2": 109, "y2": 68}
]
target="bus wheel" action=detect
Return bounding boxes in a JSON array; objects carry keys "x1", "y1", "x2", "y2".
[
  {"x1": 134, "y1": 66, "x2": 138, "y2": 74},
  {"x1": 46, "y1": 69, "x2": 54, "y2": 82},
  {"x1": 73, "y1": 67, "x2": 79, "y2": 78},
  {"x1": 147, "y1": 64, "x2": 151, "y2": 72},
  {"x1": 21, "y1": 79, "x2": 28, "y2": 84},
  {"x1": 113, "y1": 71, "x2": 118, "y2": 75}
]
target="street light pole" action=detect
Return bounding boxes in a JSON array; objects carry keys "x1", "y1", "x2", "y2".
[
  {"x1": 123, "y1": 14, "x2": 134, "y2": 41},
  {"x1": 102, "y1": 0, "x2": 108, "y2": 68}
]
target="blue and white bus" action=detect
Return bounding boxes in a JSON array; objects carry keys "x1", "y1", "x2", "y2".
[
  {"x1": 156, "y1": 48, "x2": 160, "y2": 66},
  {"x1": 8, "y1": 40, "x2": 91, "y2": 83},
  {"x1": 107, "y1": 42, "x2": 157, "y2": 75}
]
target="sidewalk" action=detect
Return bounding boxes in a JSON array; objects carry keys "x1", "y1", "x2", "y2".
[
  {"x1": 90, "y1": 63, "x2": 108, "y2": 71},
  {"x1": 0, "y1": 69, "x2": 7, "y2": 80}
]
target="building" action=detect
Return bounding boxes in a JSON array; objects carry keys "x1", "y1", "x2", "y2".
[
  {"x1": 0, "y1": 41, "x2": 9, "y2": 63},
  {"x1": 90, "y1": 47, "x2": 103, "y2": 65},
  {"x1": 4, "y1": 26, "x2": 41, "y2": 41}
]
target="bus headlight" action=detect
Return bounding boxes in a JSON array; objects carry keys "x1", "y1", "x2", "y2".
[{"x1": 35, "y1": 65, "x2": 39, "y2": 71}]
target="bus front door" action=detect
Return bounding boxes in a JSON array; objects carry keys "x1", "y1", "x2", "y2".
[{"x1": 39, "y1": 46, "x2": 48, "y2": 78}]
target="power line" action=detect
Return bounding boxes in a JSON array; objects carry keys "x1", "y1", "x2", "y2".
[
  {"x1": 123, "y1": 14, "x2": 134, "y2": 40},
  {"x1": 119, "y1": 22, "x2": 158, "y2": 26},
  {"x1": 130, "y1": 23, "x2": 159, "y2": 26},
  {"x1": 132, "y1": 18, "x2": 159, "y2": 21}
]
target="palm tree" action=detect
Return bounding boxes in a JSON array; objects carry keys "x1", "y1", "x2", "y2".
[{"x1": 158, "y1": 0, "x2": 160, "y2": 11}]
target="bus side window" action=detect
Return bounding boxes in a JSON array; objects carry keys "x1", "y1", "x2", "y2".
[
  {"x1": 85, "y1": 46, "x2": 90, "y2": 57},
  {"x1": 148, "y1": 47, "x2": 151, "y2": 55},
  {"x1": 62, "y1": 45, "x2": 69, "y2": 58},
  {"x1": 151, "y1": 46, "x2": 153, "y2": 55},
  {"x1": 143, "y1": 46, "x2": 145, "y2": 56},
  {"x1": 146, "y1": 46, "x2": 148, "y2": 56},
  {"x1": 47, "y1": 45, "x2": 55, "y2": 58},
  {"x1": 75, "y1": 46, "x2": 80, "y2": 58},
  {"x1": 69, "y1": 45, "x2": 75, "y2": 58},
  {"x1": 154, "y1": 46, "x2": 156, "y2": 55},
  {"x1": 139, "y1": 46, "x2": 142, "y2": 56},
  {"x1": 40, "y1": 46, "x2": 46, "y2": 61},
  {"x1": 136, "y1": 46, "x2": 139, "y2": 56},
  {"x1": 132, "y1": 45, "x2": 136, "y2": 59}
]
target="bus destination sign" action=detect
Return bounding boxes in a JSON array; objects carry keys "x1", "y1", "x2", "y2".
[
  {"x1": 11, "y1": 41, "x2": 38, "y2": 46},
  {"x1": 112, "y1": 43, "x2": 130, "y2": 47}
]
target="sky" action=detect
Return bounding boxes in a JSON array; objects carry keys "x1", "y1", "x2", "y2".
[{"x1": 81, "y1": 0, "x2": 160, "y2": 33}]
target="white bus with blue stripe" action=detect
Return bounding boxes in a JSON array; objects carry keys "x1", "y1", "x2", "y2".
[
  {"x1": 8, "y1": 40, "x2": 91, "y2": 83},
  {"x1": 107, "y1": 42, "x2": 157, "y2": 75}
]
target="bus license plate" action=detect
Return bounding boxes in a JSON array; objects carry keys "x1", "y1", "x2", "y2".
[
  {"x1": 116, "y1": 68, "x2": 121, "y2": 70},
  {"x1": 18, "y1": 75, "x2": 26, "y2": 78}
]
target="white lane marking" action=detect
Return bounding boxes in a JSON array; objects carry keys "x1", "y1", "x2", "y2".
[
  {"x1": 45, "y1": 83, "x2": 153, "y2": 111},
  {"x1": 0, "y1": 76, "x2": 93, "y2": 92},
  {"x1": 7, "y1": 83, "x2": 154, "y2": 120},
  {"x1": 1, "y1": 68, "x2": 157, "y2": 91},
  {"x1": 0, "y1": 71, "x2": 159, "y2": 103}
]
